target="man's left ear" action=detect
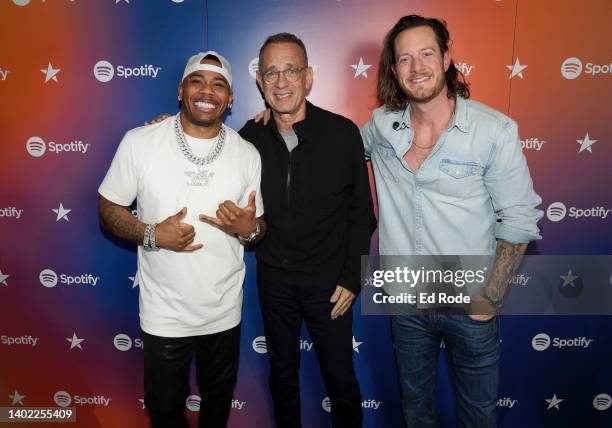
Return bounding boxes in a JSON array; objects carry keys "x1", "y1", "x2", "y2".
[
  {"x1": 443, "y1": 51, "x2": 451, "y2": 72},
  {"x1": 228, "y1": 93, "x2": 233, "y2": 109},
  {"x1": 306, "y1": 66, "x2": 314, "y2": 91}
]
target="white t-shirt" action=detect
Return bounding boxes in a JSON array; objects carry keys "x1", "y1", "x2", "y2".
[{"x1": 98, "y1": 116, "x2": 263, "y2": 337}]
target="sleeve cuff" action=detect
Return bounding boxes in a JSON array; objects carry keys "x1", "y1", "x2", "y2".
[
  {"x1": 98, "y1": 186, "x2": 134, "y2": 207},
  {"x1": 495, "y1": 222, "x2": 541, "y2": 245},
  {"x1": 338, "y1": 273, "x2": 361, "y2": 295}
]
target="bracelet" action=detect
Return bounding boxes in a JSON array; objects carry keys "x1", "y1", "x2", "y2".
[
  {"x1": 143, "y1": 223, "x2": 159, "y2": 251},
  {"x1": 237, "y1": 222, "x2": 260, "y2": 246},
  {"x1": 143, "y1": 224, "x2": 151, "y2": 249},
  {"x1": 150, "y1": 223, "x2": 158, "y2": 250}
]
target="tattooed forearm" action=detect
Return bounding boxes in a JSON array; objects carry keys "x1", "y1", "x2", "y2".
[
  {"x1": 483, "y1": 240, "x2": 528, "y2": 304},
  {"x1": 99, "y1": 196, "x2": 146, "y2": 245}
]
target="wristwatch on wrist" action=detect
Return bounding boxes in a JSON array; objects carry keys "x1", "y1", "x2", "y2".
[
  {"x1": 237, "y1": 222, "x2": 260, "y2": 246},
  {"x1": 481, "y1": 289, "x2": 503, "y2": 309}
]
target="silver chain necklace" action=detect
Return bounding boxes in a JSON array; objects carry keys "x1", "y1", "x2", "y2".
[
  {"x1": 174, "y1": 114, "x2": 225, "y2": 186},
  {"x1": 175, "y1": 114, "x2": 226, "y2": 166}
]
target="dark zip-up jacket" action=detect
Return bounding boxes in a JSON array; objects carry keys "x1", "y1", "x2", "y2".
[{"x1": 239, "y1": 101, "x2": 376, "y2": 294}]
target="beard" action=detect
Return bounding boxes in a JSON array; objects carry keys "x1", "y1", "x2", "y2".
[{"x1": 404, "y1": 72, "x2": 447, "y2": 104}]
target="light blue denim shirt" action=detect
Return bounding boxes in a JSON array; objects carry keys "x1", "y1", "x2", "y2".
[{"x1": 361, "y1": 97, "x2": 543, "y2": 256}]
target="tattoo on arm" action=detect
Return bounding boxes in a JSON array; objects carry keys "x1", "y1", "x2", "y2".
[
  {"x1": 99, "y1": 197, "x2": 146, "y2": 245},
  {"x1": 484, "y1": 240, "x2": 528, "y2": 303}
]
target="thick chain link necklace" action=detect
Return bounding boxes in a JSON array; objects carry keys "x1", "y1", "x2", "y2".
[
  {"x1": 175, "y1": 114, "x2": 225, "y2": 166},
  {"x1": 174, "y1": 114, "x2": 225, "y2": 186}
]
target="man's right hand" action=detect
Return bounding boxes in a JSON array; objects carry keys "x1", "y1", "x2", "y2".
[
  {"x1": 253, "y1": 109, "x2": 271, "y2": 125},
  {"x1": 155, "y1": 207, "x2": 203, "y2": 252},
  {"x1": 144, "y1": 114, "x2": 172, "y2": 126}
]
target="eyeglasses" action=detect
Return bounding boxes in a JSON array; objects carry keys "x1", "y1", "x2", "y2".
[{"x1": 261, "y1": 66, "x2": 307, "y2": 84}]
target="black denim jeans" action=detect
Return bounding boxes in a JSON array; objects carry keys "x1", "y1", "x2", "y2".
[
  {"x1": 142, "y1": 324, "x2": 240, "y2": 428},
  {"x1": 258, "y1": 275, "x2": 362, "y2": 428}
]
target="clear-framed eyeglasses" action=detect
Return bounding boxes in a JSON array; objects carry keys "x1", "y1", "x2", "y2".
[{"x1": 261, "y1": 66, "x2": 307, "y2": 84}]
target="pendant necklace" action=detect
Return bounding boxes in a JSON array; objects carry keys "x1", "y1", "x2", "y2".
[{"x1": 174, "y1": 114, "x2": 225, "y2": 187}]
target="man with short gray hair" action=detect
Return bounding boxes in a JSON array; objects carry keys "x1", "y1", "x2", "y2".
[{"x1": 240, "y1": 33, "x2": 376, "y2": 427}]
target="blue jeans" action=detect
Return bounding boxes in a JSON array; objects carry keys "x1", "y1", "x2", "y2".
[{"x1": 391, "y1": 314, "x2": 500, "y2": 428}]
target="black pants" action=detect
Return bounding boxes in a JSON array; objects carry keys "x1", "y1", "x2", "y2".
[
  {"x1": 142, "y1": 324, "x2": 240, "y2": 428},
  {"x1": 258, "y1": 275, "x2": 362, "y2": 428}
]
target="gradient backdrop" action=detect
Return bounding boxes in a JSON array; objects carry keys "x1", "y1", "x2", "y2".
[{"x1": 0, "y1": 0, "x2": 610, "y2": 427}]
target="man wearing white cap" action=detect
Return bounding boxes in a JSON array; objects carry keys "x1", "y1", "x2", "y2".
[{"x1": 98, "y1": 51, "x2": 265, "y2": 428}]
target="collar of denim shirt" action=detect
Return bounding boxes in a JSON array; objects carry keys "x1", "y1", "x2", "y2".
[
  {"x1": 383, "y1": 96, "x2": 469, "y2": 160},
  {"x1": 397, "y1": 96, "x2": 470, "y2": 134}
]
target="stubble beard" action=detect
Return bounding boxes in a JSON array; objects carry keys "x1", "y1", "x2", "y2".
[{"x1": 405, "y1": 73, "x2": 447, "y2": 104}]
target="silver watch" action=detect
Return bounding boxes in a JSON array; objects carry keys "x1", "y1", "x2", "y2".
[{"x1": 237, "y1": 222, "x2": 260, "y2": 245}]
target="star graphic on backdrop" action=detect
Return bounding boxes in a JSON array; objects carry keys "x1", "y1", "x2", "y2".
[
  {"x1": 40, "y1": 62, "x2": 61, "y2": 83},
  {"x1": 52, "y1": 203, "x2": 71, "y2": 222},
  {"x1": 352, "y1": 336, "x2": 363, "y2": 353},
  {"x1": 351, "y1": 57, "x2": 372, "y2": 78},
  {"x1": 0, "y1": 270, "x2": 10, "y2": 286},
  {"x1": 66, "y1": 333, "x2": 84, "y2": 350},
  {"x1": 506, "y1": 58, "x2": 527, "y2": 79},
  {"x1": 560, "y1": 269, "x2": 579, "y2": 287},
  {"x1": 9, "y1": 390, "x2": 25, "y2": 406},
  {"x1": 128, "y1": 273, "x2": 139, "y2": 288},
  {"x1": 576, "y1": 133, "x2": 598, "y2": 153},
  {"x1": 138, "y1": 398, "x2": 146, "y2": 409},
  {"x1": 546, "y1": 394, "x2": 564, "y2": 410}
]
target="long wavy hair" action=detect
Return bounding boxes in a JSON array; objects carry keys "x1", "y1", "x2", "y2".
[{"x1": 378, "y1": 15, "x2": 470, "y2": 111}]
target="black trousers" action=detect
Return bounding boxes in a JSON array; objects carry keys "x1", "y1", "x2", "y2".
[
  {"x1": 142, "y1": 324, "x2": 240, "y2": 428},
  {"x1": 258, "y1": 275, "x2": 362, "y2": 428}
]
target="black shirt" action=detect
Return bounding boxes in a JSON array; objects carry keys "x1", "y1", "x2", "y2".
[{"x1": 239, "y1": 101, "x2": 376, "y2": 294}]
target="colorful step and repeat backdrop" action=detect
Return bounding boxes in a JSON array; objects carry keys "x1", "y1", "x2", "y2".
[{"x1": 1, "y1": 0, "x2": 610, "y2": 427}]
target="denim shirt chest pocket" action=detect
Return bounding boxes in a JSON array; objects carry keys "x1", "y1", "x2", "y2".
[{"x1": 437, "y1": 159, "x2": 484, "y2": 198}]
